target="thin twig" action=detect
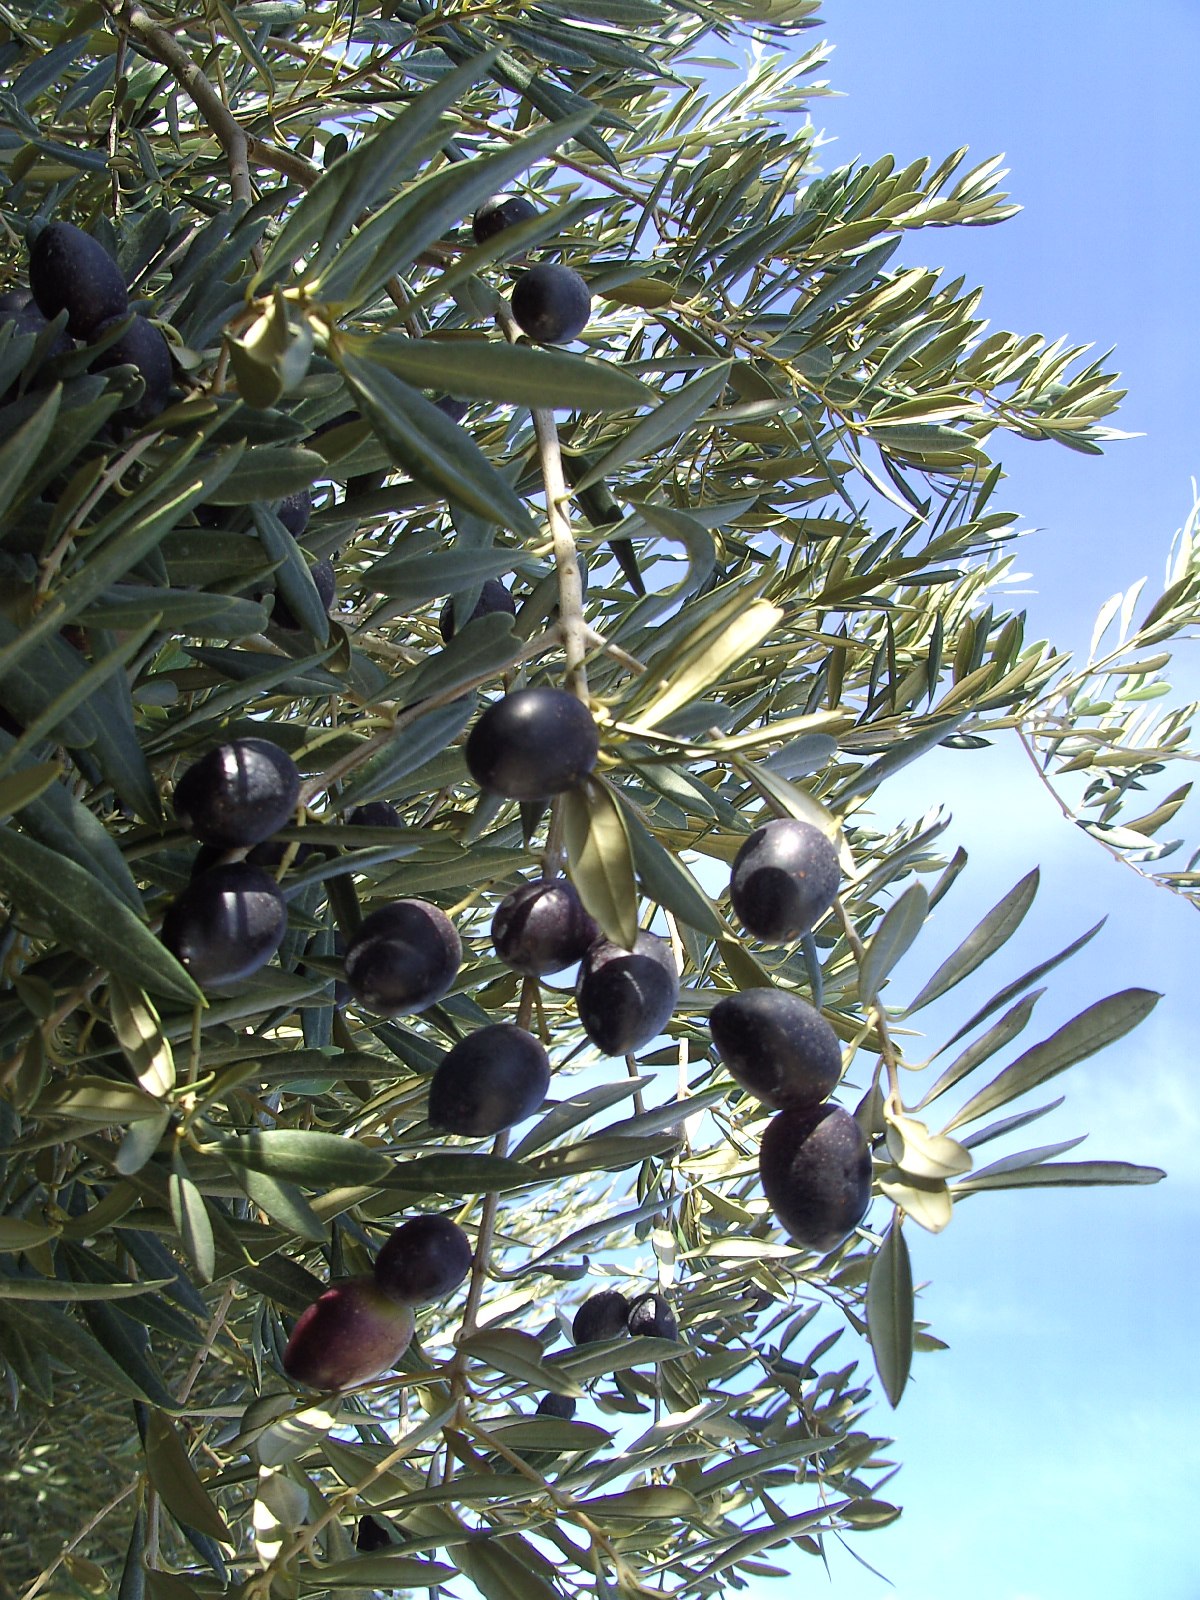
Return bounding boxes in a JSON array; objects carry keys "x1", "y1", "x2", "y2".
[
  {"x1": 115, "y1": 3, "x2": 252, "y2": 208},
  {"x1": 18, "y1": 1477, "x2": 141, "y2": 1600}
]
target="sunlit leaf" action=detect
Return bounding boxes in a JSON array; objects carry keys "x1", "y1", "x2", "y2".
[{"x1": 866, "y1": 1217, "x2": 913, "y2": 1408}]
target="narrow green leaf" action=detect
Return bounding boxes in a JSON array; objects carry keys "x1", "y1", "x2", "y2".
[
  {"x1": 563, "y1": 775, "x2": 639, "y2": 948},
  {"x1": 866, "y1": 1218, "x2": 914, "y2": 1407},
  {"x1": 381, "y1": 1152, "x2": 534, "y2": 1195},
  {"x1": 958, "y1": 1096, "x2": 1066, "y2": 1150},
  {"x1": 335, "y1": 701, "x2": 477, "y2": 810},
  {"x1": 254, "y1": 507, "x2": 329, "y2": 642},
  {"x1": 955, "y1": 1159, "x2": 1165, "y2": 1193},
  {"x1": 2, "y1": 1300, "x2": 161, "y2": 1404},
  {"x1": 0, "y1": 1218, "x2": 59, "y2": 1252},
  {"x1": 0, "y1": 730, "x2": 142, "y2": 909},
  {"x1": 207, "y1": 1130, "x2": 393, "y2": 1188},
  {"x1": 0, "y1": 761, "x2": 60, "y2": 816},
  {"x1": 573, "y1": 364, "x2": 733, "y2": 491},
  {"x1": 0, "y1": 428, "x2": 241, "y2": 680},
  {"x1": 482, "y1": 1416, "x2": 611, "y2": 1453},
  {"x1": 551, "y1": 1333, "x2": 685, "y2": 1383},
  {"x1": 457, "y1": 1536, "x2": 561, "y2": 1600},
  {"x1": 0, "y1": 1276, "x2": 172, "y2": 1301},
  {"x1": 229, "y1": 1164, "x2": 326, "y2": 1242},
  {"x1": 301, "y1": 1554, "x2": 459, "y2": 1590},
  {"x1": 0, "y1": 827, "x2": 203, "y2": 1005},
  {"x1": 110, "y1": 979, "x2": 176, "y2": 1098},
  {"x1": 144, "y1": 1409, "x2": 232, "y2": 1544},
  {"x1": 589, "y1": 1486, "x2": 699, "y2": 1521},
  {"x1": 205, "y1": 446, "x2": 324, "y2": 503},
  {"x1": 338, "y1": 351, "x2": 539, "y2": 539},
  {"x1": 77, "y1": 586, "x2": 269, "y2": 635},
  {"x1": 620, "y1": 795, "x2": 722, "y2": 935},
  {"x1": 361, "y1": 332, "x2": 651, "y2": 412},
  {"x1": 0, "y1": 382, "x2": 61, "y2": 521},
  {"x1": 365, "y1": 544, "x2": 518, "y2": 604},
  {"x1": 630, "y1": 599, "x2": 783, "y2": 731},
  {"x1": 858, "y1": 882, "x2": 929, "y2": 1004},
  {"x1": 908, "y1": 868, "x2": 1040, "y2": 1013},
  {"x1": 458, "y1": 1328, "x2": 579, "y2": 1396},
  {"x1": 169, "y1": 1159, "x2": 215, "y2": 1285},
  {"x1": 943, "y1": 918, "x2": 1106, "y2": 1049},
  {"x1": 34, "y1": 1076, "x2": 171, "y2": 1123},
  {"x1": 946, "y1": 988, "x2": 1160, "y2": 1132},
  {"x1": 509, "y1": 1079, "x2": 649, "y2": 1160},
  {"x1": 920, "y1": 991, "x2": 1044, "y2": 1111},
  {"x1": 334, "y1": 112, "x2": 594, "y2": 298},
  {"x1": 258, "y1": 51, "x2": 497, "y2": 282},
  {"x1": 117, "y1": 1507, "x2": 146, "y2": 1600}
]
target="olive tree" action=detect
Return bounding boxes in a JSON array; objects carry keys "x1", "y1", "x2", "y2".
[{"x1": 0, "y1": 1, "x2": 1196, "y2": 1596}]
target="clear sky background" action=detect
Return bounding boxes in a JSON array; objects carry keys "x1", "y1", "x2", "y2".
[{"x1": 753, "y1": 6, "x2": 1200, "y2": 1598}]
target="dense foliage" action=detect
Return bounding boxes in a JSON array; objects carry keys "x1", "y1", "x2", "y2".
[{"x1": 0, "y1": 2, "x2": 1195, "y2": 1596}]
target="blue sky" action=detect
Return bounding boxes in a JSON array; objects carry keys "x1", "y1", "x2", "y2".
[{"x1": 758, "y1": 6, "x2": 1200, "y2": 1598}]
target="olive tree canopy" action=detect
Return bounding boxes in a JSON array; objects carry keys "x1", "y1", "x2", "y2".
[{"x1": 0, "y1": 1, "x2": 1195, "y2": 1596}]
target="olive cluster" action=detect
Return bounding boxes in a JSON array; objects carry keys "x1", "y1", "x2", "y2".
[
  {"x1": 472, "y1": 191, "x2": 592, "y2": 344},
  {"x1": 718, "y1": 819, "x2": 871, "y2": 1253},
  {"x1": 11, "y1": 221, "x2": 176, "y2": 423},
  {"x1": 282, "y1": 1213, "x2": 472, "y2": 1389},
  {"x1": 162, "y1": 737, "x2": 301, "y2": 987}
]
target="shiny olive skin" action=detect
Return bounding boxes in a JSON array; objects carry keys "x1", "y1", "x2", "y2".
[
  {"x1": 173, "y1": 737, "x2": 301, "y2": 850},
  {"x1": 89, "y1": 312, "x2": 173, "y2": 423},
  {"x1": 342, "y1": 900, "x2": 461, "y2": 1016},
  {"x1": 30, "y1": 221, "x2": 128, "y2": 337},
  {"x1": 511, "y1": 263, "x2": 591, "y2": 344},
  {"x1": 465, "y1": 688, "x2": 598, "y2": 802},
  {"x1": 160, "y1": 863, "x2": 287, "y2": 988},
  {"x1": 427, "y1": 1023, "x2": 551, "y2": 1137},
  {"x1": 439, "y1": 578, "x2": 516, "y2": 642},
  {"x1": 472, "y1": 193, "x2": 538, "y2": 243},
  {"x1": 491, "y1": 878, "x2": 599, "y2": 976},
  {"x1": 730, "y1": 818, "x2": 840, "y2": 943},
  {"x1": 758, "y1": 1104, "x2": 872, "y2": 1254},
  {"x1": 627, "y1": 1291, "x2": 678, "y2": 1340},
  {"x1": 373, "y1": 1214, "x2": 473, "y2": 1304},
  {"x1": 282, "y1": 1276, "x2": 415, "y2": 1389},
  {"x1": 575, "y1": 931, "x2": 679, "y2": 1056},
  {"x1": 572, "y1": 1289, "x2": 629, "y2": 1344},
  {"x1": 709, "y1": 987, "x2": 842, "y2": 1110}
]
